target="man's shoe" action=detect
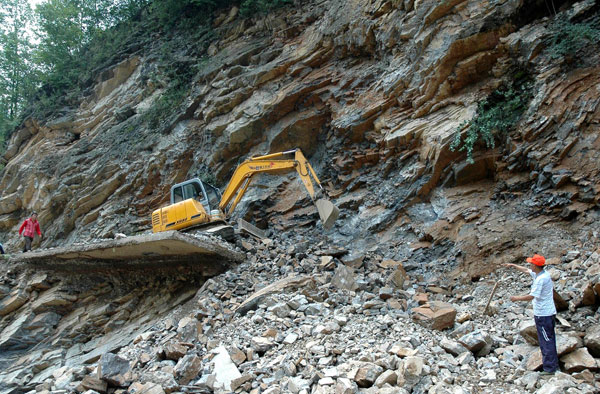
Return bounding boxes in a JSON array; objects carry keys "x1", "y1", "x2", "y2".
[{"x1": 539, "y1": 371, "x2": 555, "y2": 376}]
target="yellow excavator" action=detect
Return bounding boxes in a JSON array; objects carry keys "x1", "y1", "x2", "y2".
[
  {"x1": 10, "y1": 149, "x2": 337, "y2": 270},
  {"x1": 151, "y1": 149, "x2": 339, "y2": 240}
]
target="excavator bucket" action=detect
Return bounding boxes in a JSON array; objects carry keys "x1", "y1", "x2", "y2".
[{"x1": 315, "y1": 199, "x2": 340, "y2": 230}]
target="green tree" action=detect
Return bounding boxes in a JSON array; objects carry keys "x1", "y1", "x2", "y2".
[
  {"x1": 0, "y1": 0, "x2": 34, "y2": 144},
  {"x1": 34, "y1": 0, "x2": 86, "y2": 90}
]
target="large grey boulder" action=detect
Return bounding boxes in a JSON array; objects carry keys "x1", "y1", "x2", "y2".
[
  {"x1": 98, "y1": 353, "x2": 130, "y2": 387},
  {"x1": 584, "y1": 325, "x2": 600, "y2": 357}
]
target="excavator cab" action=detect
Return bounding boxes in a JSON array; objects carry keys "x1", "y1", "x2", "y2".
[
  {"x1": 171, "y1": 179, "x2": 221, "y2": 213},
  {"x1": 152, "y1": 179, "x2": 225, "y2": 233}
]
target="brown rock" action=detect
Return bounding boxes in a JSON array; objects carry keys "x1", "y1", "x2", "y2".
[
  {"x1": 519, "y1": 323, "x2": 539, "y2": 345},
  {"x1": 341, "y1": 253, "x2": 365, "y2": 269},
  {"x1": 320, "y1": 256, "x2": 335, "y2": 270},
  {"x1": 411, "y1": 301, "x2": 456, "y2": 331},
  {"x1": 174, "y1": 354, "x2": 202, "y2": 385},
  {"x1": 0, "y1": 292, "x2": 28, "y2": 316},
  {"x1": 456, "y1": 312, "x2": 472, "y2": 323},
  {"x1": 80, "y1": 376, "x2": 108, "y2": 393},
  {"x1": 164, "y1": 342, "x2": 188, "y2": 361},
  {"x1": 526, "y1": 335, "x2": 579, "y2": 371},
  {"x1": 414, "y1": 292, "x2": 428, "y2": 305},
  {"x1": 387, "y1": 298, "x2": 406, "y2": 310},
  {"x1": 389, "y1": 345, "x2": 417, "y2": 358},
  {"x1": 553, "y1": 290, "x2": 569, "y2": 312},
  {"x1": 584, "y1": 325, "x2": 600, "y2": 357},
  {"x1": 229, "y1": 346, "x2": 247, "y2": 366},
  {"x1": 560, "y1": 348, "x2": 598, "y2": 372},
  {"x1": 572, "y1": 369, "x2": 595, "y2": 383},
  {"x1": 353, "y1": 363, "x2": 383, "y2": 388},
  {"x1": 388, "y1": 266, "x2": 409, "y2": 289},
  {"x1": 579, "y1": 282, "x2": 597, "y2": 306},
  {"x1": 230, "y1": 374, "x2": 253, "y2": 391}
]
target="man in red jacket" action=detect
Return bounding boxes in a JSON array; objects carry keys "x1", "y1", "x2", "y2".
[{"x1": 18, "y1": 211, "x2": 42, "y2": 252}]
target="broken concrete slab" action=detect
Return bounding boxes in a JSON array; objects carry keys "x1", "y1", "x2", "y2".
[
  {"x1": 234, "y1": 275, "x2": 314, "y2": 316},
  {"x1": 8, "y1": 231, "x2": 244, "y2": 274},
  {"x1": 237, "y1": 218, "x2": 267, "y2": 239}
]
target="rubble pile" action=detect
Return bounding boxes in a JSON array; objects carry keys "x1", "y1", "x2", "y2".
[{"x1": 2, "y1": 232, "x2": 598, "y2": 393}]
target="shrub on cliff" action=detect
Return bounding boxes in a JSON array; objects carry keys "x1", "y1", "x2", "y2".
[
  {"x1": 545, "y1": 15, "x2": 600, "y2": 66},
  {"x1": 451, "y1": 73, "x2": 533, "y2": 164}
]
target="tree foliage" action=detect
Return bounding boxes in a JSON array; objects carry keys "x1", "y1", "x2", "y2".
[
  {"x1": 0, "y1": 0, "x2": 34, "y2": 144},
  {"x1": 0, "y1": 0, "x2": 296, "y2": 154}
]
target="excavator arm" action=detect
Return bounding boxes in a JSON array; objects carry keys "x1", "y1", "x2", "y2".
[{"x1": 219, "y1": 149, "x2": 339, "y2": 229}]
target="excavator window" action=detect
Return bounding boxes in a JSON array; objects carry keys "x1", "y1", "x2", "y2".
[
  {"x1": 173, "y1": 187, "x2": 184, "y2": 203},
  {"x1": 204, "y1": 183, "x2": 221, "y2": 211},
  {"x1": 183, "y1": 182, "x2": 204, "y2": 201}
]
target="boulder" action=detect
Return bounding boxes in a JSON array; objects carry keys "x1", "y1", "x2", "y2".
[
  {"x1": 331, "y1": 265, "x2": 358, "y2": 291},
  {"x1": 164, "y1": 342, "x2": 188, "y2": 361},
  {"x1": 553, "y1": 290, "x2": 569, "y2": 312},
  {"x1": 251, "y1": 336, "x2": 275, "y2": 353},
  {"x1": 578, "y1": 282, "x2": 597, "y2": 307},
  {"x1": 399, "y1": 356, "x2": 424, "y2": 388},
  {"x1": 458, "y1": 331, "x2": 492, "y2": 355},
  {"x1": 584, "y1": 324, "x2": 600, "y2": 357},
  {"x1": 388, "y1": 266, "x2": 409, "y2": 289},
  {"x1": 519, "y1": 323, "x2": 539, "y2": 345},
  {"x1": 374, "y1": 370, "x2": 397, "y2": 388},
  {"x1": 79, "y1": 376, "x2": 108, "y2": 393},
  {"x1": 174, "y1": 354, "x2": 201, "y2": 385},
  {"x1": 526, "y1": 335, "x2": 579, "y2": 371},
  {"x1": 535, "y1": 375, "x2": 577, "y2": 394},
  {"x1": 440, "y1": 338, "x2": 468, "y2": 356},
  {"x1": 212, "y1": 345, "x2": 242, "y2": 390},
  {"x1": 352, "y1": 363, "x2": 383, "y2": 388},
  {"x1": 98, "y1": 353, "x2": 130, "y2": 387},
  {"x1": 560, "y1": 348, "x2": 598, "y2": 373},
  {"x1": 411, "y1": 301, "x2": 456, "y2": 331},
  {"x1": 140, "y1": 371, "x2": 178, "y2": 394}
]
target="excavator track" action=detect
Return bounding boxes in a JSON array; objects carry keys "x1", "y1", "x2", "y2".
[{"x1": 184, "y1": 222, "x2": 236, "y2": 242}]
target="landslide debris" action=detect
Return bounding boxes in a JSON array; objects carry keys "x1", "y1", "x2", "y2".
[{"x1": 1, "y1": 232, "x2": 599, "y2": 393}]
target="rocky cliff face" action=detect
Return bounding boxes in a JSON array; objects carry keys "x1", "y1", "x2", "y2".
[
  {"x1": 1, "y1": 0, "x2": 599, "y2": 278},
  {"x1": 1, "y1": 0, "x2": 600, "y2": 392}
]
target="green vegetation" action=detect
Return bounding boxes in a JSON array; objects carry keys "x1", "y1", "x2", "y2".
[
  {"x1": 143, "y1": 83, "x2": 189, "y2": 130},
  {"x1": 451, "y1": 73, "x2": 533, "y2": 164},
  {"x1": 239, "y1": 0, "x2": 292, "y2": 16},
  {"x1": 545, "y1": 15, "x2": 600, "y2": 63},
  {"x1": 0, "y1": 0, "x2": 295, "y2": 157}
]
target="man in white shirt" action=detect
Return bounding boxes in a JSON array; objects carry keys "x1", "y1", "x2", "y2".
[{"x1": 504, "y1": 254, "x2": 558, "y2": 374}]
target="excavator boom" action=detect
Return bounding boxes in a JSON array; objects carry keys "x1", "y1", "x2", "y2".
[{"x1": 219, "y1": 149, "x2": 339, "y2": 229}]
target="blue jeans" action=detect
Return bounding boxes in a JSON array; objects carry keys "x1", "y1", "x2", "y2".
[{"x1": 534, "y1": 315, "x2": 559, "y2": 372}]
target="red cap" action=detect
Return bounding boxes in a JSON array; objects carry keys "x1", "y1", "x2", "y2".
[{"x1": 526, "y1": 254, "x2": 545, "y2": 266}]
